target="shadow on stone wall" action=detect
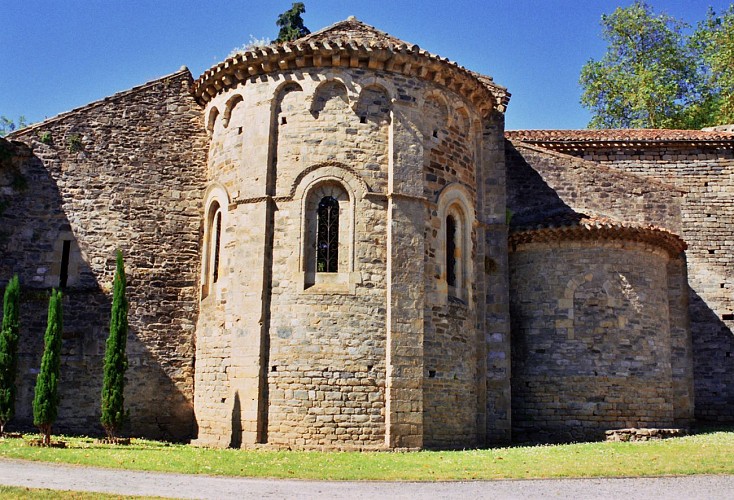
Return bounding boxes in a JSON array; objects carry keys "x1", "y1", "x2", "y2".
[
  {"x1": 689, "y1": 290, "x2": 734, "y2": 423},
  {"x1": 505, "y1": 141, "x2": 576, "y2": 227},
  {"x1": 1, "y1": 142, "x2": 194, "y2": 441},
  {"x1": 229, "y1": 391, "x2": 242, "y2": 448}
]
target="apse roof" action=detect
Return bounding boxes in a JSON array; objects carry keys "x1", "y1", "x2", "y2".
[
  {"x1": 509, "y1": 212, "x2": 687, "y2": 257},
  {"x1": 192, "y1": 17, "x2": 509, "y2": 115}
]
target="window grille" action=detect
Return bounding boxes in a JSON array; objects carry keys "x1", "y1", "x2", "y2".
[{"x1": 316, "y1": 196, "x2": 339, "y2": 273}]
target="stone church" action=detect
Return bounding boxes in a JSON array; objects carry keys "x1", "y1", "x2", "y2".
[{"x1": 1, "y1": 18, "x2": 733, "y2": 449}]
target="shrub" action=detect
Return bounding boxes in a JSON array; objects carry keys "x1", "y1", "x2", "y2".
[
  {"x1": 33, "y1": 289, "x2": 63, "y2": 446},
  {"x1": 66, "y1": 134, "x2": 82, "y2": 153},
  {"x1": 0, "y1": 275, "x2": 20, "y2": 435},
  {"x1": 38, "y1": 131, "x2": 52, "y2": 145},
  {"x1": 101, "y1": 251, "x2": 129, "y2": 439}
]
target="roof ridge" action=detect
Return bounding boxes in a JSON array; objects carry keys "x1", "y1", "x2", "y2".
[
  {"x1": 7, "y1": 68, "x2": 193, "y2": 138},
  {"x1": 298, "y1": 16, "x2": 401, "y2": 45}
]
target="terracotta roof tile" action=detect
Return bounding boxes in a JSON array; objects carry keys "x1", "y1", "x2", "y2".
[
  {"x1": 505, "y1": 129, "x2": 734, "y2": 143},
  {"x1": 514, "y1": 212, "x2": 663, "y2": 232},
  {"x1": 509, "y1": 212, "x2": 687, "y2": 257},
  {"x1": 298, "y1": 16, "x2": 406, "y2": 46},
  {"x1": 192, "y1": 17, "x2": 510, "y2": 112}
]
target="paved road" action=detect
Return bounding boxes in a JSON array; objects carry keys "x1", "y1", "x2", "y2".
[{"x1": 1, "y1": 458, "x2": 733, "y2": 499}]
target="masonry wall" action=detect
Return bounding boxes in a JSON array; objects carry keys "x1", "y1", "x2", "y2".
[
  {"x1": 266, "y1": 74, "x2": 390, "y2": 446},
  {"x1": 505, "y1": 141, "x2": 693, "y2": 441},
  {"x1": 571, "y1": 145, "x2": 734, "y2": 423},
  {"x1": 505, "y1": 142, "x2": 683, "y2": 232},
  {"x1": 196, "y1": 69, "x2": 396, "y2": 449},
  {"x1": 510, "y1": 240, "x2": 679, "y2": 442},
  {"x1": 421, "y1": 91, "x2": 479, "y2": 448},
  {"x1": 195, "y1": 66, "x2": 508, "y2": 449},
  {"x1": 0, "y1": 69, "x2": 208, "y2": 439},
  {"x1": 480, "y1": 113, "x2": 512, "y2": 444}
]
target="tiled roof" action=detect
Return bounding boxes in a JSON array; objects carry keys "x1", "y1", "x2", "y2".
[
  {"x1": 297, "y1": 16, "x2": 405, "y2": 46},
  {"x1": 192, "y1": 17, "x2": 510, "y2": 114},
  {"x1": 505, "y1": 129, "x2": 734, "y2": 144},
  {"x1": 509, "y1": 212, "x2": 686, "y2": 257}
]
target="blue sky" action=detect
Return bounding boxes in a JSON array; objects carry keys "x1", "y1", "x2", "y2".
[{"x1": 2, "y1": 1, "x2": 731, "y2": 130}]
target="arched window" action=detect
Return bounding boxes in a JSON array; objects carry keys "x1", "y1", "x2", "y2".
[
  {"x1": 212, "y1": 209, "x2": 222, "y2": 283},
  {"x1": 445, "y1": 206, "x2": 466, "y2": 295},
  {"x1": 302, "y1": 181, "x2": 352, "y2": 289},
  {"x1": 437, "y1": 184, "x2": 474, "y2": 302},
  {"x1": 202, "y1": 200, "x2": 224, "y2": 298},
  {"x1": 446, "y1": 214, "x2": 457, "y2": 288},
  {"x1": 316, "y1": 196, "x2": 339, "y2": 273}
]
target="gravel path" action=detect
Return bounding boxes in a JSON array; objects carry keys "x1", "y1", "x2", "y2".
[{"x1": 1, "y1": 458, "x2": 733, "y2": 499}]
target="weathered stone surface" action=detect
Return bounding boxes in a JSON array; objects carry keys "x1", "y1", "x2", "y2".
[
  {"x1": 1, "y1": 69, "x2": 207, "y2": 440},
  {"x1": 507, "y1": 133, "x2": 734, "y2": 426},
  {"x1": 194, "y1": 50, "x2": 508, "y2": 448},
  {"x1": 605, "y1": 428, "x2": 687, "y2": 442},
  {"x1": 1, "y1": 17, "x2": 732, "y2": 451},
  {"x1": 510, "y1": 239, "x2": 683, "y2": 443}
]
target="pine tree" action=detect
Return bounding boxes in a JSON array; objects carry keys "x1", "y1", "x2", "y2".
[
  {"x1": 101, "y1": 250, "x2": 128, "y2": 440},
  {"x1": 275, "y1": 2, "x2": 310, "y2": 43},
  {"x1": 33, "y1": 289, "x2": 63, "y2": 446},
  {"x1": 0, "y1": 275, "x2": 20, "y2": 435}
]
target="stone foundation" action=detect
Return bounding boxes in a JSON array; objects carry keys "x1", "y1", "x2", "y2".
[{"x1": 605, "y1": 428, "x2": 687, "y2": 442}]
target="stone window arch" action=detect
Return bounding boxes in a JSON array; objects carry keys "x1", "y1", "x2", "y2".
[
  {"x1": 423, "y1": 93, "x2": 450, "y2": 141},
  {"x1": 445, "y1": 204, "x2": 467, "y2": 296},
  {"x1": 354, "y1": 85, "x2": 391, "y2": 125},
  {"x1": 206, "y1": 106, "x2": 219, "y2": 135},
  {"x1": 201, "y1": 185, "x2": 229, "y2": 299},
  {"x1": 302, "y1": 180, "x2": 353, "y2": 289},
  {"x1": 310, "y1": 80, "x2": 349, "y2": 119},
  {"x1": 273, "y1": 81, "x2": 303, "y2": 125},
  {"x1": 222, "y1": 94, "x2": 244, "y2": 128},
  {"x1": 446, "y1": 212, "x2": 459, "y2": 287},
  {"x1": 437, "y1": 184, "x2": 474, "y2": 302}
]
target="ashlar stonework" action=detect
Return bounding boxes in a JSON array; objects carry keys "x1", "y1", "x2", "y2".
[{"x1": 1, "y1": 18, "x2": 732, "y2": 448}]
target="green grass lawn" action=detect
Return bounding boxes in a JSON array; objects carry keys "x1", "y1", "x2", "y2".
[
  {"x1": 0, "y1": 485, "x2": 160, "y2": 499},
  {"x1": 1, "y1": 431, "x2": 733, "y2": 481}
]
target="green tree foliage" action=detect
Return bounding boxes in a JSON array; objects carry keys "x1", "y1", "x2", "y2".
[
  {"x1": 580, "y1": 2, "x2": 734, "y2": 129},
  {"x1": 33, "y1": 289, "x2": 63, "y2": 446},
  {"x1": 580, "y1": 1, "x2": 696, "y2": 128},
  {"x1": 275, "y1": 2, "x2": 310, "y2": 43},
  {"x1": 690, "y1": 6, "x2": 734, "y2": 127},
  {"x1": 0, "y1": 116, "x2": 28, "y2": 137},
  {"x1": 0, "y1": 275, "x2": 20, "y2": 435},
  {"x1": 101, "y1": 251, "x2": 129, "y2": 440}
]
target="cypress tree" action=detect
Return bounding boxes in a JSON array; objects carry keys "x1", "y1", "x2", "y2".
[
  {"x1": 33, "y1": 289, "x2": 63, "y2": 446},
  {"x1": 101, "y1": 250, "x2": 128, "y2": 440},
  {"x1": 0, "y1": 275, "x2": 20, "y2": 436}
]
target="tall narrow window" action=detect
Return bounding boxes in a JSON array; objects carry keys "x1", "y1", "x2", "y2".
[
  {"x1": 438, "y1": 185, "x2": 474, "y2": 301},
  {"x1": 316, "y1": 196, "x2": 339, "y2": 273},
  {"x1": 59, "y1": 240, "x2": 71, "y2": 288},
  {"x1": 301, "y1": 180, "x2": 351, "y2": 289},
  {"x1": 202, "y1": 197, "x2": 226, "y2": 299},
  {"x1": 212, "y1": 211, "x2": 222, "y2": 283},
  {"x1": 446, "y1": 215, "x2": 457, "y2": 288}
]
